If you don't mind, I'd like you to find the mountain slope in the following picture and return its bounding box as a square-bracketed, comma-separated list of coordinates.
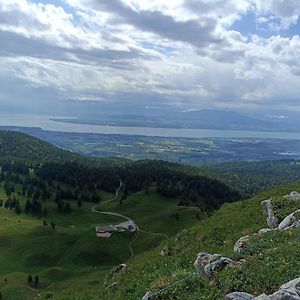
[95, 182, 300, 300]
[0, 130, 78, 162]
[0, 131, 244, 299]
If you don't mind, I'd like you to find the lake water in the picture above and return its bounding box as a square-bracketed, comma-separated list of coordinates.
[1, 113, 300, 140]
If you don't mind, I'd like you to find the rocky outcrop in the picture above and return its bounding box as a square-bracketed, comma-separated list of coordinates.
[112, 263, 126, 274]
[194, 252, 220, 275]
[258, 228, 272, 235]
[233, 235, 251, 253]
[142, 291, 152, 300]
[194, 252, 241, 278]
[225, 292, 254, 299]
[226, 277, 300, 300]
[284, 191, 300, 201]
[261, 199, 279, 229]
[278, 209, 300, 231]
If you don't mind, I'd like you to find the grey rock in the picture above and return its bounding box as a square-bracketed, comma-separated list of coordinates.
[258, 228, 273, 235]
[142, 291, 152, 300]
[225, 292, 255, 300]
[204, 257, 238, 278]
[261, 199, 279, 229]
[226, 277, 300, 300]
[194, 252, 241, 278]
[278, 209, 300, 231]
[194, 252, 220, 275]
[234, 235, 251, 253]
[284, 191, 300, 201]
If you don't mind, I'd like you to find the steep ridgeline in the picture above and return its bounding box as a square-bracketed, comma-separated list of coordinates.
[0, 130, 79, 162]
[0, 130, 126, 169]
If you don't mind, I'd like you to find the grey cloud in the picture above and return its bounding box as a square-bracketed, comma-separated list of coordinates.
[184, 0, 240, 15]
[266, 0, 300, 18]
[0, 30, 154, 70]
[0, 7, 50, 30]
[92, 0, 221, 48]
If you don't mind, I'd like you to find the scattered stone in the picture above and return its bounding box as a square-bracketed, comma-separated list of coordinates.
[112, 264, 127, 274]
[160, 248, 171, 256]
[225, 292, 255, 300]
[142, 291, 153, 300]
[261, 199, 279, 229]
[284, 191, 300, 201]
[258, 228, 272, 235]
[234, 235, 251, 253]
[204, 257, 240, 278]
[278, 209, 300, 231]
[194, 252, 220, 275]
[226, 277, 300, 300]
[284, 220, 300, 231]
[194, 252, 241, 278]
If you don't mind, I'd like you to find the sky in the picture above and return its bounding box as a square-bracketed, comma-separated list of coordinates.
[1, 0, 300, 115]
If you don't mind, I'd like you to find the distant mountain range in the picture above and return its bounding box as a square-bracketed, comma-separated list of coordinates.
[52, 108, 296, 132]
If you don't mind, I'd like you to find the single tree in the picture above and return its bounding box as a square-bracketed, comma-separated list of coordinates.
[34, 275, 39, 287]
[27, 274, 33, 285]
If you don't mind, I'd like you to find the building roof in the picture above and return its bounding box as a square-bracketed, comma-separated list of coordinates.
[96, 225, 117, 233]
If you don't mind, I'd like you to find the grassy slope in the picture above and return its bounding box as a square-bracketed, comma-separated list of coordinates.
[0, 185, 202, 300]
[91, 182, 300, 300]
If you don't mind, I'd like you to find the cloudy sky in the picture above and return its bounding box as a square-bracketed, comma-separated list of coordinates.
[1, 0, 300, 114]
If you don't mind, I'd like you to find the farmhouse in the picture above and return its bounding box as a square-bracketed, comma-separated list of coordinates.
[95, 225, 117, 238]
[95, 221, 137, 238]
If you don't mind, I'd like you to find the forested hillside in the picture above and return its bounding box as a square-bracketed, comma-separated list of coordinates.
[0, 130, 243, 300]
[0, 130, 78, 162]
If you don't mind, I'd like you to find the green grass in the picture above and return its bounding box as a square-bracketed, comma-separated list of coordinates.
[0, 185, 202, 299]
[90, 182, 300, 300]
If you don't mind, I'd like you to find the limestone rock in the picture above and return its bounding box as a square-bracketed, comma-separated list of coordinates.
[261, 199, 279, 229]
[112, 263, 126, 274]
[234, 235, 251, 253]
[194, 252, 220, 275]
[194, 252, 240, 278]
[142, 291, 152, 300]
[258, 228, 272, 235]
[204, 257, 239, 278]
[225, 292, 255, 299]
[284, 191, 300, 201]
[226, 277, 300, 300]
[278, 209, 300, 231]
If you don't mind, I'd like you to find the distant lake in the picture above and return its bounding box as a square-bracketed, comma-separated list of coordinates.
[1, 113, 300, 140]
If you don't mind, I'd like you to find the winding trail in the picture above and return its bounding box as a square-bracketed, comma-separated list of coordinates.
[92, 181, 169, 260]
[138, 228, 169, 240]
[101, 181, 123, 205]
[91, 207, 133, 223]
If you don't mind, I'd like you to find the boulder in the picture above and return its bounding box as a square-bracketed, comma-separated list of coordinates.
[261, 199, 279, 229]
[258, 228, 272, 235]
[142, 291, 153, 300]
[225, 292, 255, 299]
[226, 277, 300, 300]
[234, 235, 251, 253]
[112, 263, 126, 274]
[204, 257, 239, 278]
[194, 252, 220, 275]
[284, 191, 300, 201]
[278, 210, 300, 231]
[285, 220, 300, 231]
[194, 252, 240, 278]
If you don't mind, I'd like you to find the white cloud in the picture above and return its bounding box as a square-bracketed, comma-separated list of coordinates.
[253, 0, 300, 30]
[0, 0, 300, 111]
